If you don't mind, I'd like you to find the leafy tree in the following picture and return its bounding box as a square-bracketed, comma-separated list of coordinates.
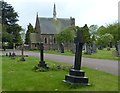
[1, 1, 22, 47]
[25, 23, 35, 44]
[81, 24, 92, 43]
[55, 26, 75, 44]
[96, 25, 107, 36]
[1, 1, 18, 25]
[89, 25, 98, 36]
[100, 33, 113, 46]
[105, 22, 119, 44]
[96, 22, 119, 44]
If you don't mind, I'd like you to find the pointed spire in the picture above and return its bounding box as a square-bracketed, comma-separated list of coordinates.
[53, 3, 57, 19]
[37, 12, 38, 18]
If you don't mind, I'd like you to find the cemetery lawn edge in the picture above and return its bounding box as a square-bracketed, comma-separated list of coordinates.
[2, 55, 119, 91]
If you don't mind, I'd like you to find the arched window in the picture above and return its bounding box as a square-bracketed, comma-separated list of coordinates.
[44, 38, 47, 44]
[54, 38, 56, 44]
[35, 44, 37, 47]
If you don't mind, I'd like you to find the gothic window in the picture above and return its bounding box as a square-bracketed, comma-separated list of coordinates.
[44, 38, 47, 44]
[35, 44, 37, 47]
[54, 38, 56, 44]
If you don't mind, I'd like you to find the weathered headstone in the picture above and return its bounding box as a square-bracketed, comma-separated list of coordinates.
[63, 29, 90, 85]
[38, 42, 49, 69]
[91, 42, 97, 53]
[84, 43, 92, 55]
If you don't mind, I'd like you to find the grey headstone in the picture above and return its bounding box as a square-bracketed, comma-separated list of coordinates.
[91, 42, 97, 53]
[84, 43, 92, 55]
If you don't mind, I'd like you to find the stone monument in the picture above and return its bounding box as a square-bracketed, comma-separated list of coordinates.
[63, 29, 90, 85]
[84, 43, 92, 55]
[91, 42, 97, 53]
[38, 42, 49, 69]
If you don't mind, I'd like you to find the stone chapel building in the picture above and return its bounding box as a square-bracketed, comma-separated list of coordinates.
[29, 4, 75, 50]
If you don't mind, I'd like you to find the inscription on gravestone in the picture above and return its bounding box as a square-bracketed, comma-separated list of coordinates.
[63, 29, 90, 85]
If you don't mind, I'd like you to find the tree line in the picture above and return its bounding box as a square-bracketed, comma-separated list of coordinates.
[55, 22, 119, 48]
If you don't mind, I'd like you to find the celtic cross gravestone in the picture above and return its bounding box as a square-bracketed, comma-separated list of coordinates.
[63, 29, 90, 85]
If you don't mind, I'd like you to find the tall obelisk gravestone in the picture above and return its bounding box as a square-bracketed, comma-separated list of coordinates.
[63, 29, 90, 85]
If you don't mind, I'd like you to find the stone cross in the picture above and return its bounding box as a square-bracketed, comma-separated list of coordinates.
[74, 29, 84, 70]
[63, 29, 90, 85]
[19, 44, 25, 61]
[38, 42, 49, 69]
[40, 42, 44, 62]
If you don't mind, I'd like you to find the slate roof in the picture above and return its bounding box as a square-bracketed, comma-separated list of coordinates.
[38, 17, 72, 34]
[30, 33, 40, 43]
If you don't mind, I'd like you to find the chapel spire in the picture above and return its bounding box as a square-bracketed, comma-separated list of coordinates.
[53, 3, 57, 19]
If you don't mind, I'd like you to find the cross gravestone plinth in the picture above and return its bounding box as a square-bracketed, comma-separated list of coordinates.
[63, 29, 90, 85]
[38, 42, 49, 69]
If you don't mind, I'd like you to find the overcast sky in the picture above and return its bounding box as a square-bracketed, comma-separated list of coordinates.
[4, 0, 119, 30]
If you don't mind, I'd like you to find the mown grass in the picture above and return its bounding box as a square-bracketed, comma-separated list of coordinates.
[29, 48, 119, 60]
[2, 56, 118, 91]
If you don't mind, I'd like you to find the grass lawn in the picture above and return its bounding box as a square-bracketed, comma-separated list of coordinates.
[2, 56, 118, 91]
[29, 48, 119, 60]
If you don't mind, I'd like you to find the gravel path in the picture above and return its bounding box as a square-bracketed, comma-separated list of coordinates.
[1, 50, 119, 75]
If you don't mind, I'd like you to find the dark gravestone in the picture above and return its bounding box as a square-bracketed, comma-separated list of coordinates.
[9, 52, 12, 57]
[38, 42, 49, 69]
[110, 42, 112, 48]
[59, 43, 64, 53]
[63, 29, 90, 85]
[6, 53, 8, 56]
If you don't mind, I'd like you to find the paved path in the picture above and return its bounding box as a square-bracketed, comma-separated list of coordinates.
[1, 50, 119, 75]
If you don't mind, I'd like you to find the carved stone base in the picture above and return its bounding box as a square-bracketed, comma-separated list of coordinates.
[38, 61, 49, 69]
[63, 69, 90, 85]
